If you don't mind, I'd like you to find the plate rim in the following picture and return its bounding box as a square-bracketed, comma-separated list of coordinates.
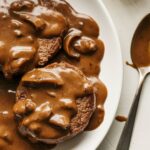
[95, 0, 123, 149]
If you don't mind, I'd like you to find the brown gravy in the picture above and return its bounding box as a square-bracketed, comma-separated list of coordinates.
[131, 14, 150, 67]
[86, 78, 106, 130]
[115, 115, 128, 122]
[0, 74, 56, 150]
[0, 0, 107, 149]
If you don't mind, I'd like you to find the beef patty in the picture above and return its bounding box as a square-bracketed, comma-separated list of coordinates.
[0, 0, 67, 79]
[13, 62, 96, 144]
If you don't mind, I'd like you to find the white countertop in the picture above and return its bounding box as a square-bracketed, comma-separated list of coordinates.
[98, 0, 150, 150]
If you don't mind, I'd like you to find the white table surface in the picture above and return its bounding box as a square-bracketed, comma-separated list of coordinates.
[98, 0, 150, 150]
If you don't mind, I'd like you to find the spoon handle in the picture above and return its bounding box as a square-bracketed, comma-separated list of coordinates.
[116, 73, 147, 150]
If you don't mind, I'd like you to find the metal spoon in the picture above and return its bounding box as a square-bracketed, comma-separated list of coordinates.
[117, 14, 150, 150]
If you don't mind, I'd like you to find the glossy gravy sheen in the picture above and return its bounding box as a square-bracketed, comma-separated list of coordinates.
[0, 0, 107, 149]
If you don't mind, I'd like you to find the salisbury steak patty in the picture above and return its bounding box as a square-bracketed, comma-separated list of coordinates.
[13, 62, 96, 144]
[0, 0, 66, 79]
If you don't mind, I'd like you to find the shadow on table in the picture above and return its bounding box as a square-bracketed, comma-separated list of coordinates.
[120, 0, 140, 5]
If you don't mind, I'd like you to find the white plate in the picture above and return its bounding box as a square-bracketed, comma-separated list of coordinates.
[54, 0, 123, 149]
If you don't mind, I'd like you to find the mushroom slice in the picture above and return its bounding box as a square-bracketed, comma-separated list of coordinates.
[63, 28, 82, 58]
[64, 28, 97, 58]
[10, 0, 35, 11]
[21, 68, 64, 86]
[13, 11, 46, 30]
[49, 113, 70, 130]
[22, 102, 52, 126]
[73, 36, 97, 54]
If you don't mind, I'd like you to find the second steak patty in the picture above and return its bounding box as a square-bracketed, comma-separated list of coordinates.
[13, 62, 96, 144]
